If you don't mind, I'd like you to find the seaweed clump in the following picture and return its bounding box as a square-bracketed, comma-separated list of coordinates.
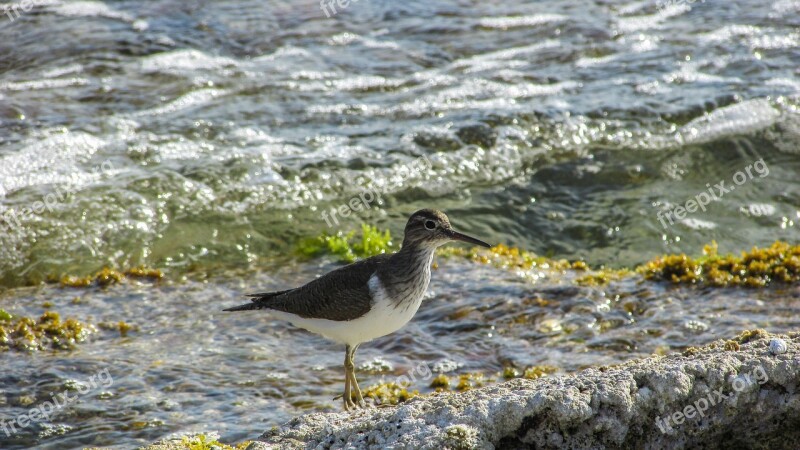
[0, 310, 95, 352]
[60, 266, 163, 288]
[125, 266, 165, 280]
[361, 365, 561, 407]
[455, 373, 488, 391]
[522, 365, 559, 380]
[430, 374, 451, 390]
[362, 381, 419, 405]
[297, 224, 393, 263]
[98, 320, 137, 337]
[440, 244, 630, 285]
[181, 434, 251, 450]
[638, 241, 800, 287]
[574, 271, 627, 286]
[425, 366, 559, 394]
[438, 243, 572, 271]
[734, 329, 769, 344]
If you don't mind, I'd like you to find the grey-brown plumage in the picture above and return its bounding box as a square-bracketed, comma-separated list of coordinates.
[223, 208, 491, 411]
[223, 254, 391, 321]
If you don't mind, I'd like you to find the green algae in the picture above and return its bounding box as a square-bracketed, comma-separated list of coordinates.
[682, 346, 701, 356]
[638, 241, 800, 287]
[430, 374, 451, 390]
[679, 331, 767, 357]
[734, 329, 769, 344]
[98, 320, 137, 337]
[125, 266, 165, 280]
[365, 365, 561, 405]
[438, 243, 572, 272]
[522, 365, 559, 380]
[180, 434, 251, 450]
[571, 260, 589, 271]
[0, 311, 95, 352]
[574, 271, 627, 286]
[723, 340, 741, 351]
[455, 373, 489, 391]
[60, 266, 164, 288]
[294, 225, 798, 290]
[439, 238, 799, 289]
[297, 224, 393, 263]
[438, 242, 637, 286]
[362, 381, 419, 405]
[443, 424, 479, 450]
[502, 367, 520, 379]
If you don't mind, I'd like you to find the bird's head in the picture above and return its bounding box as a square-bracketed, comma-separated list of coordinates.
[402, 209, 491, 250]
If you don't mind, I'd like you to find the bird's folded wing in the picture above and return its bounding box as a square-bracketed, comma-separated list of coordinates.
[255, 254, 390, 321]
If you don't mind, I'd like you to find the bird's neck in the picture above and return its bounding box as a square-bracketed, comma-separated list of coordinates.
[377, 243, 436, 306]
[381, 243, 436, 283]
[395, 242, 436, 264]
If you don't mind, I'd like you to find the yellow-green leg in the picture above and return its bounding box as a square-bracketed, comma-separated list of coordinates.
[348, 344, 365, 407]
[343, 344, 356, 410]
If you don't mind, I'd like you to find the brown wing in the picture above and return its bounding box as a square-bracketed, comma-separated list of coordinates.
[227, 253, 391, 321]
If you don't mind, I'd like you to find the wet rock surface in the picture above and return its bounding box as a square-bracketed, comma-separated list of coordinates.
[247, 331, 800, 449]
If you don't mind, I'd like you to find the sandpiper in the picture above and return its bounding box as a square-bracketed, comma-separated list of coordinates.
[223, 209, 491, 410]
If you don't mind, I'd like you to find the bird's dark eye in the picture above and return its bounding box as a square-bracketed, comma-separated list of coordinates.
[424, 220, 436, 230]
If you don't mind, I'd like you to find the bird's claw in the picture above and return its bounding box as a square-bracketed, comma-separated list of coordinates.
[340, 392, 371, 411]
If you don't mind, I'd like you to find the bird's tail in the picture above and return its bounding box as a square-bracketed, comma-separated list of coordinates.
[222, 289, 293, 312]
[222, 302, 265, 312]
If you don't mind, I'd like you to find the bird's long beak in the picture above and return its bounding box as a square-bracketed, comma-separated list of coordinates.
[449, 229, 492, 248]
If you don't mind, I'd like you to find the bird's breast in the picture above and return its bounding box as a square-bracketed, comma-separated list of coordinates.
[376, 250, 434, 311]
[365, 271, 426, 331]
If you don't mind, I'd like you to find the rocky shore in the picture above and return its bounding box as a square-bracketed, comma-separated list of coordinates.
[143, 331, 800, 450]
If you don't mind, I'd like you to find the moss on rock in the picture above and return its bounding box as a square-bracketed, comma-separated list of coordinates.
[297, 224, 393, 263]
[60, 266, 164, 288]
[638, 241, 800, 287]
[0, 310, 95, 352]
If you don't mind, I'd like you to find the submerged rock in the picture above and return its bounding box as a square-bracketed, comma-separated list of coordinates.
[251, 331, 799, 449]
[455, 124, 497, 149]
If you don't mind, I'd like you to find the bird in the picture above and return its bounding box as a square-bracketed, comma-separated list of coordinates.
[223, 209, 491, 410]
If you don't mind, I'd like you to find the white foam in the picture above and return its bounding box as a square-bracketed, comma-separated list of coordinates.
[451, 41, 561, 70]
[52, 0, 134, 21]
[616, 4, 689, 33]
[698, 25, 799, 50]
[766, 78, 800, 93]
[140, 50, 238, 73]
[575, 54, 620, 68]
[749, 32, 800, 50]
[635, 80, 670, 95]
[0, 131, 105, 196]
[0, 78, 89, 91]
[41, 64, 83, 78]
[131, 88, 227, 117]
[663, 62, 736, 85]
[334, 75, 404, 91]
[680, 99, 781, 145]
[698, 24, 761, 43]
[478, 14, 566, 29]
[771, 0, 800, 15]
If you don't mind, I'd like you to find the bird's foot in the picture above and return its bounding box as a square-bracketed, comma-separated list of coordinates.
[337, 394, 367, 411]
[353, 389, 368, 409]
[344, 394, 367, 411]
[340, 385, 361, 411]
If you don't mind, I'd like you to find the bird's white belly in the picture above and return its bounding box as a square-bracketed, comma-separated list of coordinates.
[269, 273, 425, 346]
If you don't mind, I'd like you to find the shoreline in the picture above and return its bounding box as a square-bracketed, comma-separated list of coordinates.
[141, 331, 800, 449]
